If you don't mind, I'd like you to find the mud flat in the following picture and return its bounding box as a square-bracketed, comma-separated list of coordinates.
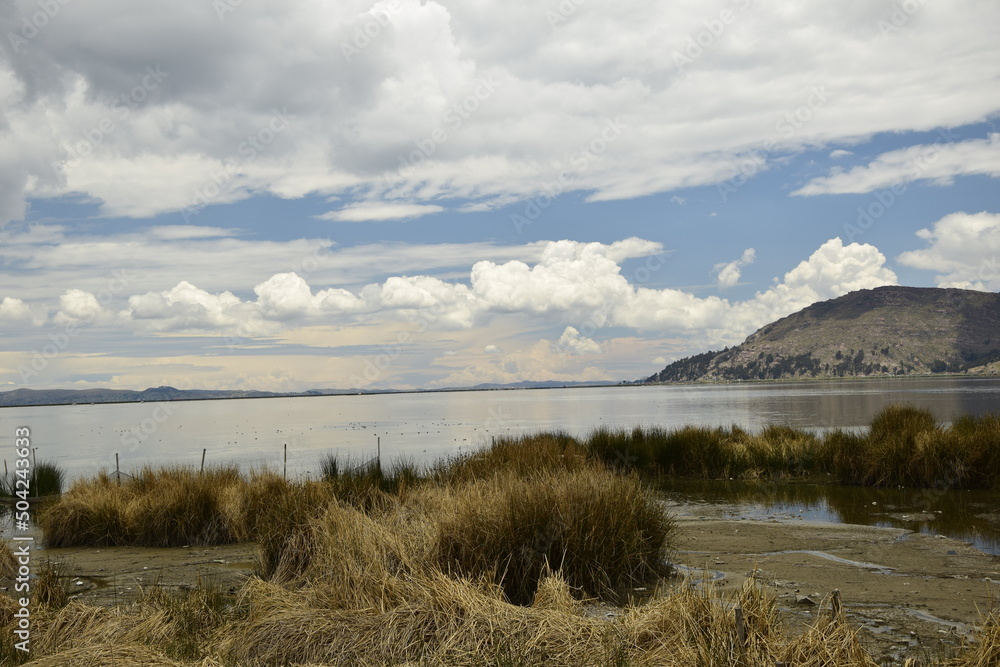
[670, 505, 1000, 663]
[30, 515, 1000, 664]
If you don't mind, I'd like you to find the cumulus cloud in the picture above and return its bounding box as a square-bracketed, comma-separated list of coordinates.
[829, 149, 853, 159]
[53, 289, 104, 326]
[897, 211, 1000, 290]
[0, 297, 34, 323]
[714, 248, 756, 289]
[794, 134, 1000, 196]
[33, 236, 899, 350]
[555, 326, 602, 355]
[124, 281, 268, 334]
[617, 238, 897, 344]
[2, 0, 999, 224]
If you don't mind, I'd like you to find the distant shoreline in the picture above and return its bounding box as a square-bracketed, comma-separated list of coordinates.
[2, 373, 998, 409]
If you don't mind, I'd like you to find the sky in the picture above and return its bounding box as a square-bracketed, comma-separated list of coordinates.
[1, 0, 999, 392]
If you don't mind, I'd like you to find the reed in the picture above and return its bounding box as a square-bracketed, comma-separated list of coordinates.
[31, 460, 65, 497]
[584, 406, 1000, 489]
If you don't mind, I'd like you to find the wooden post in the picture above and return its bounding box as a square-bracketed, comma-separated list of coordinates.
[283, 443, 287, 481]
[377, 436, 381, 473]
[31, 447, 37, 471]
[831, 589, 842, 620]
[735, 607, 746, 650]
[200, 448, 206, 473]
[115, 453, 120, 487]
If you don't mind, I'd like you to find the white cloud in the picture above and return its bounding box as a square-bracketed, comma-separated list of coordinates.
[484, 344, 502, 354]
[124, 281, 268, 334]
[555, 326, 602, 355]
[53, 289, 104, 326]
[714, 248, 756, 289]
[318, 203, 446, 222]
[897, 211, 1000, 290]
[794, 134, 1000, 196]
[618, 238, 897, 344]
[434, 339, 610, 387]
[29, 237, 898, 351]
[2, 0, 999, 224]
[0, 297, 34, 323]
[0, 223, 559, 302]
[829, 149, 853, 159]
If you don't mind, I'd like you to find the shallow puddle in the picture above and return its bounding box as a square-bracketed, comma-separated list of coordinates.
[659, 478, 1000, 555]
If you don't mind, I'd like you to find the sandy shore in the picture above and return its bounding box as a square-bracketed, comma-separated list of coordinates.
[28, 507, 1000, 665]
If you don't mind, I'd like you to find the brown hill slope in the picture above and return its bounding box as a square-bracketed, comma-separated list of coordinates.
[645, 286, 1000, 382]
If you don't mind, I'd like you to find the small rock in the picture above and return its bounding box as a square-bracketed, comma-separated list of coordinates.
[947, 550, 958, 555]
[796, 595, 816, 605]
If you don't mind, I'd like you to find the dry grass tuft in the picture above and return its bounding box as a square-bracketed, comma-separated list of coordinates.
[427, 465, 674, 604]
[624, 577, 779, 666]
[779, 593, 878, 667]
[21, 643, 188, 667]
[0, 541, 16, 581]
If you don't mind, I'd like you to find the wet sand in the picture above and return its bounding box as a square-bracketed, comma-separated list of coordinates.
[670, 503, 1000, 663]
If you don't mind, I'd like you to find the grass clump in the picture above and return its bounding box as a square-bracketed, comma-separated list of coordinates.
[39, 466, 245, 548]
[31, 461, 65, 497]
[428, 465, 674, 604]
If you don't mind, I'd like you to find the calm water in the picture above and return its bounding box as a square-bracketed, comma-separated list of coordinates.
[2, 376, 999, 481]
[662, 478, 1000, 555]
[3, 376, 1000, 550]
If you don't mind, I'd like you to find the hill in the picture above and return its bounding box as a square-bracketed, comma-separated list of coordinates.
[645, 286, 1000, 383]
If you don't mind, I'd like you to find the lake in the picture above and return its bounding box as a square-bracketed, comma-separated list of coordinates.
[4, 375, 999, 482]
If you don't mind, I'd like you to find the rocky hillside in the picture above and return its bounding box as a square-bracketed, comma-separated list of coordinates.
[645, 286, 1000, 383]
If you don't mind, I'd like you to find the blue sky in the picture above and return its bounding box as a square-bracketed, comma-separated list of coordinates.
[1, 0, 999, 391]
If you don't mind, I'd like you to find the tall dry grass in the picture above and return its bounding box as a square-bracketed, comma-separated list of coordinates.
[426, 466, 673, 604]
[0, 568, 904, 667]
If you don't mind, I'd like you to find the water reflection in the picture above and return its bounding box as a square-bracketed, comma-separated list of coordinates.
[659, 477, 1000, 555]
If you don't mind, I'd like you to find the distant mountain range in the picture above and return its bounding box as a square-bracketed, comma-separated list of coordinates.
[645, 286, 1000, 383]
[0, 381, 617, 408]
